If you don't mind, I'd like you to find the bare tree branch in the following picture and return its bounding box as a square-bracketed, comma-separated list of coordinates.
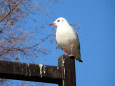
[29, 34, 52, 49]
[0, 0, 22, 23]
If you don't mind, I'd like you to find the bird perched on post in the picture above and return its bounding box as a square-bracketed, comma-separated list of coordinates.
[49, 17, 82, 62]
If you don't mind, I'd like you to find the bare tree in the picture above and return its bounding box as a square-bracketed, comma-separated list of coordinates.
[0, 0, 59, 60]
[0, 0, 60, 85]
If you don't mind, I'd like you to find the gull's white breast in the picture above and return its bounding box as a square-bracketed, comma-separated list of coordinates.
[56, 25, 81, 59]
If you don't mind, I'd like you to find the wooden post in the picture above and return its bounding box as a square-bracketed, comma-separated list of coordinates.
[0, 55, 76, 86]
[58, 55, 76, 86]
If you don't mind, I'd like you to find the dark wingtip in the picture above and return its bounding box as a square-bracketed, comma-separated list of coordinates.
[78, 59, 83, 63]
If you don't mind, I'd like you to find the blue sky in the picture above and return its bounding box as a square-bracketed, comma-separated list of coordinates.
[44, 0, 115, 86]
[4, 0, 115, 86]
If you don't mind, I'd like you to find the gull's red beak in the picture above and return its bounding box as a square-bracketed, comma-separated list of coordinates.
[49, 23, 56, 26]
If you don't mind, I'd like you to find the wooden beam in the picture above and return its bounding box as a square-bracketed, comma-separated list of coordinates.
[0, 55, 76, 86]
[0, 60, 62, 84]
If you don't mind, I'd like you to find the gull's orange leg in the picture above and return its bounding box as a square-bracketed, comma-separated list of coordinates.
[63, 48, 65, 55]
[69, 44, 74, 56]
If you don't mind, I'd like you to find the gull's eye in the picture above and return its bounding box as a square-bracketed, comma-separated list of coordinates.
[57, 20, 60, 22]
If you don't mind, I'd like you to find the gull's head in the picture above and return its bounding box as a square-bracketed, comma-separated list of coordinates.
[49, 17, 69, 27]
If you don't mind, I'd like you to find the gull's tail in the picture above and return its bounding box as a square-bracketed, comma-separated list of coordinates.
[78, 58, 83, 62]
